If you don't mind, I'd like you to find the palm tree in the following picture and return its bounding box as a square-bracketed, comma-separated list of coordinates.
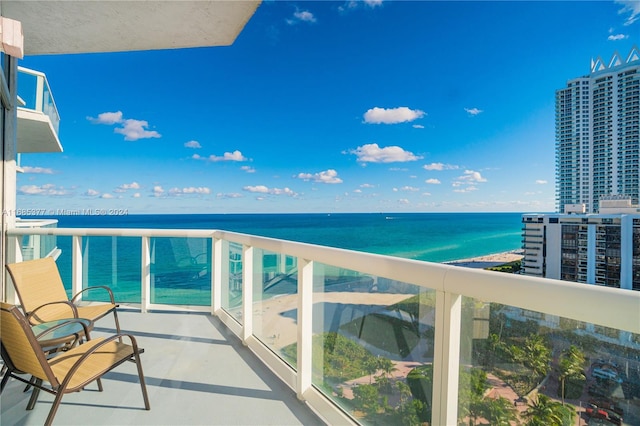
[522, 335, 552, 378]
[558, 345, 585, 405]
[522, 394, 564, 426]
[483, 396, 519, 426]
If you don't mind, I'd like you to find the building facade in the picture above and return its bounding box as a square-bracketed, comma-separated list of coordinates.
[521, 209, 640, 291]
[555, 47, 640, 214]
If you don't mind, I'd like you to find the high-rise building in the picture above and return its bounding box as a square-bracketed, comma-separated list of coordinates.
[521, 201, 640, 290]
[556, 47, 640, 214]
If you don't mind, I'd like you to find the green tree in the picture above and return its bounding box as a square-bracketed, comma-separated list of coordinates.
[522, 394, 564, 426]
[558, 345, 585, 404]
[512, 334, 551, 379]
[457, 368, 489, 425]
[483, 396, 519, 426]
[352, 383, 380, 415]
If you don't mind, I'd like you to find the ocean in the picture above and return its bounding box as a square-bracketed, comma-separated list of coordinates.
[51, 212, 524, 263]
[36, 212, 525, 304]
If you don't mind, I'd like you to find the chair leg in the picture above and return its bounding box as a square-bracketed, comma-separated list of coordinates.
[44, 390, 65, 426]
[26, 378, 42, 410]
[97, 377, 103, 391]
[134, 353, 150, 410]
[24, 375, 37, 392]
[113, 309, 122, 334]
[0, 370, 10, 393]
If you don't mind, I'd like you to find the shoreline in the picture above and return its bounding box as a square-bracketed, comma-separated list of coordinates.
[444, 249, 524, 269]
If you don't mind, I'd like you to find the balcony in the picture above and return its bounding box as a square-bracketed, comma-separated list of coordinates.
[16, 67, 62, 153]
[2, 226, 640, 426]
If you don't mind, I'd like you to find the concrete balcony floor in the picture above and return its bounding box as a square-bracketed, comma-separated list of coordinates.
[1, 309, 326, 425]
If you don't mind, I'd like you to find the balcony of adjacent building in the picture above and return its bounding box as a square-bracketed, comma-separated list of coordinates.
[2, 227, 639, 426]
[16, 66, 62, 155]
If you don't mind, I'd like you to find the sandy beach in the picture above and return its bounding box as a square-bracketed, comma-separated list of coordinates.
[445, 249, 524, 269]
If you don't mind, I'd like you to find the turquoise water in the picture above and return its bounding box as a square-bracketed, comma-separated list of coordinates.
[52, 212, 523, 263]
[43, 213, 525, 305]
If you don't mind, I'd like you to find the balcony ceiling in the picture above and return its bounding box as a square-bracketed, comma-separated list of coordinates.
[0, 1, 261, 55]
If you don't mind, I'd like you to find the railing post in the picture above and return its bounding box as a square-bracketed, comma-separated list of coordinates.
[3, 235, 21, 303]
[431, 290, 462, 426]
[242, 244, 253, 343]
[141, 236, 150, 313]
[296, 258, 313, 400]
[71, 235, 82, 298]
[35, 73, 44, 112]
[212, 237, 222, 314]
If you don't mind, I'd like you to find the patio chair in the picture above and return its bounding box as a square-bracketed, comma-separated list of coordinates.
[0, 302, 150, 426]
[6, 257, 121, 333]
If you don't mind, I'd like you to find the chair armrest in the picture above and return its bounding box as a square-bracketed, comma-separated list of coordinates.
[71, 285, 116, 304]
[59, 333, 143, 390]
[27, 301, 78, 324]
[34, 318, 92, 341]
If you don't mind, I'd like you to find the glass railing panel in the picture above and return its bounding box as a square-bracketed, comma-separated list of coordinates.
[17, 68, 38, 110]
[81, 236, 141, 303]
[221, 241, 243, 323]
[461, 298, 640, 426]
[42, 81, 60, 133]
[17, 68, 60, 134]
[149, 237, 211, 306]
[42, 236, 73, 298]
[287, 262, 436, 425]
[251, 249, 298, 366]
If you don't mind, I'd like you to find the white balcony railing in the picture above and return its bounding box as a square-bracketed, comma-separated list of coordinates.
[5, 226, 640, 425]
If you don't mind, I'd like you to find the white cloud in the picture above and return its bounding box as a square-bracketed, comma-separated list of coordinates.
[456, 170, 487, 183]
[152, 186, 165, 197]
[89, 111, 161, 141]
[85, 189, 100, 196]
[353, 189, 362, 193]
[168, 187, 211, 196]
[287, 9, 316, 24]
[88, 111, 123, 125]
[296, 169, 343, 184]
[363, 107, 425, 124]
[21, 166, 54, 174]
[608, 33, 628, 40]
[200, 150, 248, 162]
[422, 192, 432, 196]
[617, 0, 640, 25]
[243, 185, 298, 197]
[360, 183, 376, 188]
[364, 0, 383, 7]
[217, 192, 243, 199]
[464, 107, 483, 116]
[19, 184, 68, 196]
[184, 140, 202, 149]
[412, 124, 424, 129]
[425, 178, 441, 184]
[132, 193, 141, 198]
[398, 186, 419, 192]
[535, 179, 548, 185]
[115, 182, 140, 193]
[453, 186, 478, 193]
[114, 119, 161, 141]
[398, 198, 410, 205]
[241, 166, 256, 173]
[101, 193, 114, 199]
[348, 143, 422, 163]
[451, 170, 486, 192]
[339, 0, 382, 12]
[423, 162, 459, 171]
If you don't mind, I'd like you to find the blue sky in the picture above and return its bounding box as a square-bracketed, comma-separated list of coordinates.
[16, 1, 640, 214]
